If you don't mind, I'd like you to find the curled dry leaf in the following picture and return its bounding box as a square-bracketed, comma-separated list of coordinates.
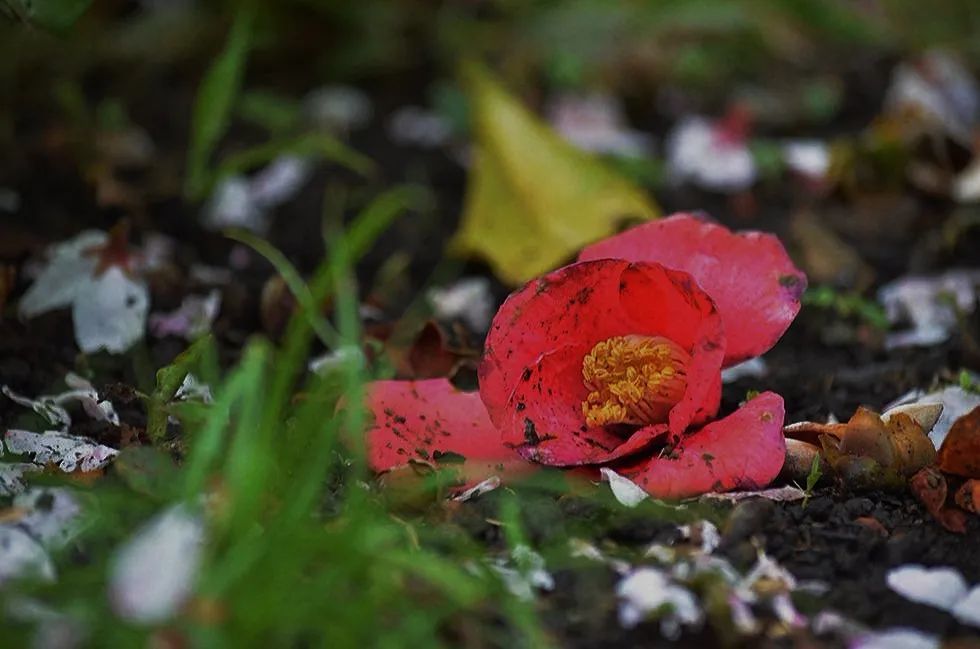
[936, 405, 980, 478]
[785, 406, 937, 489]
[954, 479, 980, 513]
[909, 466, 967, 534]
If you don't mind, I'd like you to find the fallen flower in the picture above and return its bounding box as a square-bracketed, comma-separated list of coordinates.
[366, 213, 804, 499]
[17, 226, 149, 354]
[666, 110, 756, 193]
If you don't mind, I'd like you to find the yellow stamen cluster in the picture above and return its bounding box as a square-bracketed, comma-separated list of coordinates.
[582, 335, 690, 428]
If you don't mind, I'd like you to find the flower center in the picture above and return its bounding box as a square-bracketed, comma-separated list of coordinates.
[581, 335, 690, 428]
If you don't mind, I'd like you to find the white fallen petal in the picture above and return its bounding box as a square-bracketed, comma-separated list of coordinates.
[2, 386, 72, 429]
[678, 521, 721, 555]
[491, 545, 554, 601]
[304, 85, 372, 133]
[616, 567, 703, 636]
[568, 538, 631, 575]
[18, 231, 106, 319]
[72, 268, 148, 354]
[0, 463, 42, 496]
[204, 176, 268, 233]
[886, 565, 968, 611]
[387, 106, 453, 148]
[547, 93, 651, 157]
[600, 468, 649, 508]
[885, 50, 979, 145]
[108, 505, 205, 624]
[4, 430, 118, 473]
[852, 628, 940, 649]
[667, 116, 756, 193]
[878, 270, 980, 350]
[248, 155, 312, 209]
[721, 357, 768, 384]
[427, 277, 495, 333]
[0, 526, 55, 585]
[954, 155, 980, 202]
[308, 346, 364, 375]
[14, 488, 81, 547]
[739, 551, 797, 593]
[782, 140, 830, 180]
[452, 476, 500, 502]
[174, 374, 213, 404]
[951, 585, 980, 627]
[149, 290, 221, 340]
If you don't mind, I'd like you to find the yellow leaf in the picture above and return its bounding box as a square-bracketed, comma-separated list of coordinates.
[450, 63, 659, 286]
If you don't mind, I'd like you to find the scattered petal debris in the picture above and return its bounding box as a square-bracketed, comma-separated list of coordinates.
[4, 429, 118, 473]
[13, 488, 81, 548]
[666, 112, 755, 192]
[3, 375, 119, 430]
[782, 140, 830, 182]
[0, 463, 42, 496]
[851, 628, 940, 649]
[303, 85, 373, 133]
[149, 289, 221, 340]
[387, 106, 454, 148]
[490, 545, 554, 602]
[0, 526, 55, 585]
[426, 277, 494, 333]
[174, 373, 213, 404]
[884, 50, 979, 145]
[108, 505, 206, 624]
[547, 93, 651, 157]
[600, 468, 649, 508]
[204, 156, 313, 234]
[616, 567, 703, 636]
[877, 270, 980, 349]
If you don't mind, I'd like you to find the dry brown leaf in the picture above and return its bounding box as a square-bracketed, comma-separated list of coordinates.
[937, 405, 980, 478]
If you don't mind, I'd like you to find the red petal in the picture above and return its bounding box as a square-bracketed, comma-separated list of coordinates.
[579, 213, 806, 366]
[621, 392, 786, 499]
[365, 379, 528, 482]
[479, 259, 725, 466]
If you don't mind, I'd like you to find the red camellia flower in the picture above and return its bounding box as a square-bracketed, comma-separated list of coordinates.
[365, 213, 806, 498]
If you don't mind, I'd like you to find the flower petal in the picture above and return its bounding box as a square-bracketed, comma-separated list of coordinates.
[365, 379, 527, 482]
[480, 259, 725, 466]
[621, 392, 786, 499]
[579, 213, 805, 366]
